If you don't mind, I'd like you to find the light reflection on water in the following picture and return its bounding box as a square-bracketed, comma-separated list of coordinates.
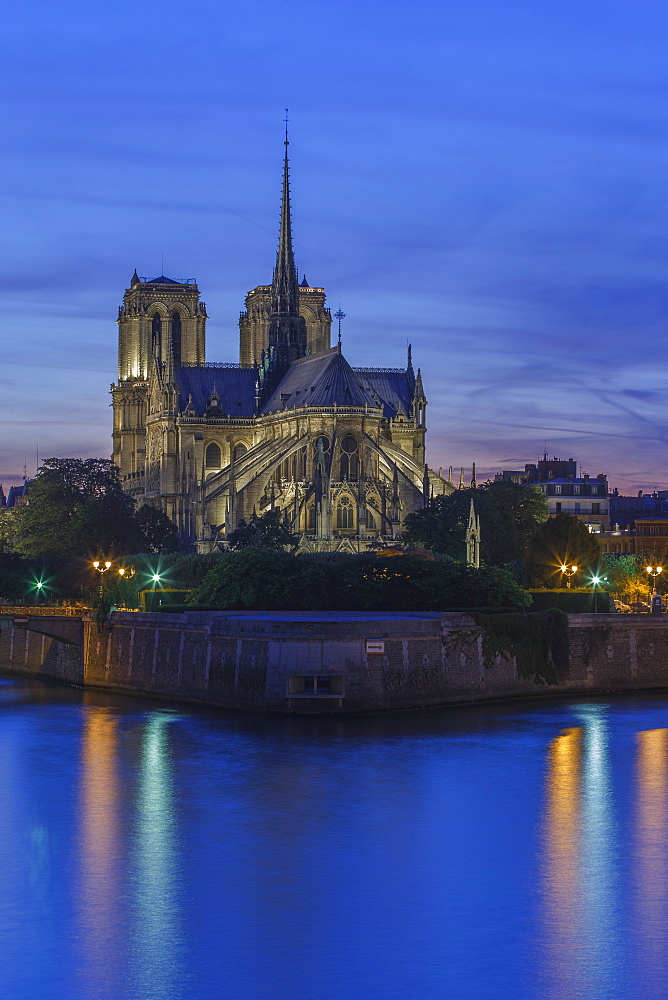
[131, 714, 184, 998]
[1, 678, 668, 999]
[634, 729, 668, 997]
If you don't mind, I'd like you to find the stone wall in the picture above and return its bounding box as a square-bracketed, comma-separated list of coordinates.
[0, 621, 83, 684]
[2, 611, 668, 713]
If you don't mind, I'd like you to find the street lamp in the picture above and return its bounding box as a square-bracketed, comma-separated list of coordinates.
[646, 565, 663, 596]
[92, 560, 112, 599]
[560, 564, 578, 589]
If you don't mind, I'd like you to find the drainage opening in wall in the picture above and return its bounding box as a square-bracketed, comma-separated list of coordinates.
[288, 675, 344, 697]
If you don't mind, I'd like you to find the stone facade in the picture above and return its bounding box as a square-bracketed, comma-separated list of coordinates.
[111, 140, 450, 552]
[4, 612, 668, 714]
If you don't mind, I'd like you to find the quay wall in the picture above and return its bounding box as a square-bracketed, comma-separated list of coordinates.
[0, 620, 84, 685]
[2, 610, 668, 712]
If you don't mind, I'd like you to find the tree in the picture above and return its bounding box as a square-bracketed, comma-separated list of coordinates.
[189, 549, 530, 612]
[14, 458, 141, 559]
[227, 507, 299, 551]
[603, 553, 658, 602]
[404, 481, 548, 566]
[0, 507, 19, 554]
[527, 513, 602, 587]
[136, 504, 180, 553]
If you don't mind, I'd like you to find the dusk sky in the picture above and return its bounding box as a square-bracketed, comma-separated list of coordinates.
[2, 0, 668, 492]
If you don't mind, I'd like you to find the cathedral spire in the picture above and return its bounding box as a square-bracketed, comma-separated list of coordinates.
[267, 113, 307, 374]
[271, 114, 301, 317]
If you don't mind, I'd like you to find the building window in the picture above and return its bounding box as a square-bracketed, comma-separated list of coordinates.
[575, 503, 581, 513]
[337, 496, 355, 530]
[339, 435, 359, 481]
[171, 311, 182, 366]
[592, 503, 600, 514]
[205, 442, 221, 468]
[555, 485, 562, 495]
[151, 312, 162, 356]
[573, 485, 580, 495]
[314, 436, 330, 475]
[288, 675, 343, 696]
[555, 502, 562, 513]
[233, 443, 247, 463]
[367, 508, 377, 530]
[587, 524, 601, 534]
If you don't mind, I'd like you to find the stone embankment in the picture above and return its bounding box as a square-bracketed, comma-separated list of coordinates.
[1, 610, 667, 713]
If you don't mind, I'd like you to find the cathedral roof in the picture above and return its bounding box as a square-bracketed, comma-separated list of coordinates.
[353, 370, 413, 419]
[173, 352, 416, 421]
[147, 275, 182, 285]
[262, 347, 381, 414]
[176, 366, 256, 417]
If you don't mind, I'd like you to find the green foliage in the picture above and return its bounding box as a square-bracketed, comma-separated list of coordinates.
[128, 552, 222, 590]
[15, 458, 141, 559]
[227, 507, 299, 551]
[404, 481, 548, 566]
[135, 505, 180, 553]
[525, 589, 610, 613]
[0, 508, 19, 554]
[471, 610, 569, 685]
[526, 513, 602, 587]
[603, 553, 658, 600]
[188, 549, 531, 612]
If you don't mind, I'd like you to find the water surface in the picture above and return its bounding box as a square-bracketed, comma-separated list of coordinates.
[1, 675, 667, 999]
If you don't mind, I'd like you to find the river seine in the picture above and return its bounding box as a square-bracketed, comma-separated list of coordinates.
[1, 675, 667, 999]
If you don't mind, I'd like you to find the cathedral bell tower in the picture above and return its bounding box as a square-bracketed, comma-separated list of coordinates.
[112, 273, 207, 484]
[116, 273, 206, 380]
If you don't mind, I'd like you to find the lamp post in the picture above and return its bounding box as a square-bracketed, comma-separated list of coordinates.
[92, 560, 112, 599]
[646, 565, 662, 597]
[560, 564, 578, 589]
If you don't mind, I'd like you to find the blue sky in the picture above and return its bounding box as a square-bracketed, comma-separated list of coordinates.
[2, 0, 668, 492]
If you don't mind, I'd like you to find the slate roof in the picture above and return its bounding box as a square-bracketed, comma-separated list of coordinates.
[174, 348, 415, 420]
[176, 366, 257, 417]
[147, 275, 182, 285]
[262, 348, 380, 414]
[354, 370, 413, 419]
[6, 483, 29, 507]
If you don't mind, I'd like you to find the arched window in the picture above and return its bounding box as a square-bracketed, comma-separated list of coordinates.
[307, 503, 316, 532]
[337, 496, 355, 530]
[151, 312, 162, 357]
[233, 443, 247, 463]
[367, 508, 376, 530]
[339, 435, 359, 481]
[205, 442, 221, 469]
[171, 311, 182, 366]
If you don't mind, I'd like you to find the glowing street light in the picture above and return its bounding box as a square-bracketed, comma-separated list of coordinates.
[560, 564, 578, 589]
[92, 560, 112, 600]
[646, 565, 663, 595]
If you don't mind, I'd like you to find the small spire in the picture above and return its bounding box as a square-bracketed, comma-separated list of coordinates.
[471, 462, 477, 488]
[334, 307, 346, 346]
[301, 274, 309, 287]
[131, 268, 140, 286]
[407, 343, 413, 374]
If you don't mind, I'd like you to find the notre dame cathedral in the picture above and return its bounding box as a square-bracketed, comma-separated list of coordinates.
[111, 135, 451, 552]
